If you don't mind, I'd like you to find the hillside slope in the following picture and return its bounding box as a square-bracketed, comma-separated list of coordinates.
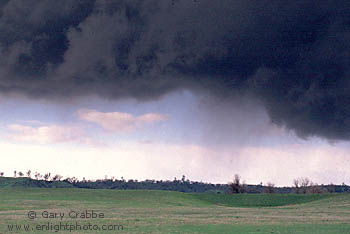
[0, 177, 73, 188]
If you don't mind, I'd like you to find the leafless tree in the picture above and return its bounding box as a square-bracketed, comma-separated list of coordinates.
[229, 174, 245, 194]
[34, 172, 41, 180]
[327, 183, 335, 193]
[64, 177, 72, 183]
[52, 174, 63, 181]
[241, 180, 248, 193]
[293, 178, 300, 194]
[44, 173, 51, 181]
[300, 177, 310, 194]
[26, 170, 31, 178]
[264, 182, 275, 193]
[309, 182, 324, 194]
[65, 177, 78, 183]
[301, 177, 310, 186]
[294, 177, 322, 194]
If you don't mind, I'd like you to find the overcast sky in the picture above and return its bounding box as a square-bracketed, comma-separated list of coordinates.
[0, 0, 349, 186]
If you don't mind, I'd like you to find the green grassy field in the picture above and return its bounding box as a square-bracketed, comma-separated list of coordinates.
[0, 188, 349, 233]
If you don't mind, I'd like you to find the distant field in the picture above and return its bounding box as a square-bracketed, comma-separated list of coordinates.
[0, 188, 350, 233]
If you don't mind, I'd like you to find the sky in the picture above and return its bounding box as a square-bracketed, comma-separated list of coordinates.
[0, 0, 349, 186]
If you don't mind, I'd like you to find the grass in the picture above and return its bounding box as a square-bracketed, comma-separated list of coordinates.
[190, 193, 336, 207]
[0, 188, 349, 233]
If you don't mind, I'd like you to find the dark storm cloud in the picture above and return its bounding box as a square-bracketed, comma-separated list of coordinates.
[0, 0, 349, 140]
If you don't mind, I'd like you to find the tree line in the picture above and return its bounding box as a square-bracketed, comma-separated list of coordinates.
[0, 170, 349, 194]
[228, 174, 348, 194]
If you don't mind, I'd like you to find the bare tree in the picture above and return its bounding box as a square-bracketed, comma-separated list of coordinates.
[293, 178, 300, 194]
[181, 175, 186, 183]
[34, 172, 41, 180]
[294, 177, 318, 194]
[52, 174, 63, 181]
[229, 174, 244, 194]
[264, 182, 275, 193]
[26, 170, 31, 178]
[327, 183, 335, 193]
[301, 177, 310, 186]
[64, 177, 71, 183]
[241, 180, 248, 193]
[65, 177, 78, 183]
[71, 177, 78, 183]
[44, 173, 51, 181]
[300, 177, 310, 194]
[309, 182, 324, 194]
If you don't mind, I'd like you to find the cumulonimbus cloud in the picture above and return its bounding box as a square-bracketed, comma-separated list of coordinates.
[77, 109, 168, 132]
[0, 0, 348, 140]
